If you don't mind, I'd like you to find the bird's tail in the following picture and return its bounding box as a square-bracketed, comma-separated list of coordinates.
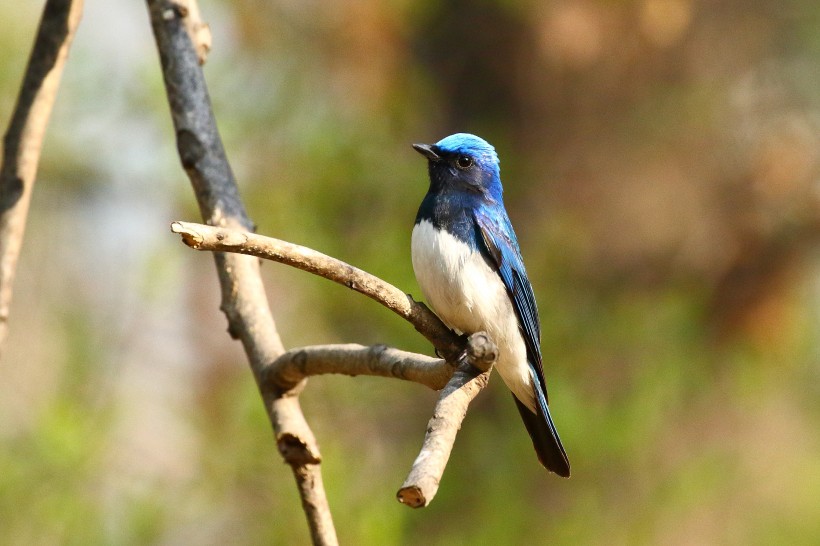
[513, 379, 571, 477]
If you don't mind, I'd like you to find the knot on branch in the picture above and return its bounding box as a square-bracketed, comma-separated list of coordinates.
[177, 128, 205, 171]
[279, 433, 321, 466]
[0, 175, 24, 212]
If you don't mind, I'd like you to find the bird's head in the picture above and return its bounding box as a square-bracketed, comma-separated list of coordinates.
[413, 133, 502, 201]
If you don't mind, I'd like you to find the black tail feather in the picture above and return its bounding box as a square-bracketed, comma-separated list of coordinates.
[513, 395, 571, 477]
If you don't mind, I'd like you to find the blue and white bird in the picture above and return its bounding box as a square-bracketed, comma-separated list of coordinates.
[411, 133, 570, 477]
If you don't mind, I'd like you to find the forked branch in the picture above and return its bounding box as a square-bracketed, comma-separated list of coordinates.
[170, 220, 499, 507]
[153, 0, 497, 540]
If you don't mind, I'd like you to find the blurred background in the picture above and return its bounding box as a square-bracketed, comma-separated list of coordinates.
[2, 0, 820, 543]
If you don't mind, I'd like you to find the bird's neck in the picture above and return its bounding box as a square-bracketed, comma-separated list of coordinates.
[415, 190, 484, 249]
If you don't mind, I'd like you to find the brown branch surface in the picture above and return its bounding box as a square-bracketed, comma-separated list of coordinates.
[170, 220, 464, 358]
[0, 0, 84, 357]
[169, 221, 501, 509]
[397, 333, 498, 508]
[146, 1, 335, 544]
[270, 344, 452, 392]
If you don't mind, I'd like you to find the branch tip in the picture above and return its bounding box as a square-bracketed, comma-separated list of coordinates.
[396, 486, 426, 508]
[170, 220, 203, 247]
[397, 357, 495, 508]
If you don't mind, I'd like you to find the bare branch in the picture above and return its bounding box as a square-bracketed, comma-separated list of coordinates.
[397, 332, 498, 508]
[269, 339, 502, 501]
[292, 464, 337, 545]
[269, 385, 321, 464]
[170, 220, 464, 359]
[0, 0, 84, 358]
[168, 221, 503, 507]
[269, 344, 452, 392]
[146, 1, 336, 543]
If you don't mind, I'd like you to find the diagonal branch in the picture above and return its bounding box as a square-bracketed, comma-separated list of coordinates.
[170, 220, 464, 358]
[0, 0, 84, 358]
[397, 332, 497, 508]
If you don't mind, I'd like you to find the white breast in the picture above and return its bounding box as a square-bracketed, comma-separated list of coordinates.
[411, 219, 535, 410]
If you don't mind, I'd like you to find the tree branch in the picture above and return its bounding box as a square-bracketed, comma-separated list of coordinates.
[146, 1, 336, 544]
[170, 220, 464, 359]
[398, 332, 497, 508]
[0, 0, 84, 358]
[269, 344, 452, 392]
[168, 220, 501, 508]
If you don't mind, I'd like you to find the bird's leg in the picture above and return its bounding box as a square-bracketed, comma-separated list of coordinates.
[434, 332, 469, 361]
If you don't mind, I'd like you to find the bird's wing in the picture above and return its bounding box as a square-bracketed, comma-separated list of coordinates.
[473, 208, 547, 399]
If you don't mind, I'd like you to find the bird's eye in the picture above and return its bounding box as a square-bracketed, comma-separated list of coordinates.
[455, 156, 474, 170]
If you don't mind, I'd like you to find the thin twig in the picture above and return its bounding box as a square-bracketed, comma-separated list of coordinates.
[0, 0, 84, 358]
[146, 1, 336, 544]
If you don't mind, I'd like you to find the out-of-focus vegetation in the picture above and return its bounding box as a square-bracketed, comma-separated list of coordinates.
[2, 0, 820, 544]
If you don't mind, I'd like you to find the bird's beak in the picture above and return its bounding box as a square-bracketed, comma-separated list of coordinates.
[412, 143, 441, 162]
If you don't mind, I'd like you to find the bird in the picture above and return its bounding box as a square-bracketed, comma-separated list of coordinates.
[410, 133, 570, 477]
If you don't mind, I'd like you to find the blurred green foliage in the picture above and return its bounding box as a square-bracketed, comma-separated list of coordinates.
[2, 0, 820, 544]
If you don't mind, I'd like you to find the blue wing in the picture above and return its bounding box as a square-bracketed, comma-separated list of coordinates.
[474, 206, 570, 477]
[473, 207, 546, 399]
